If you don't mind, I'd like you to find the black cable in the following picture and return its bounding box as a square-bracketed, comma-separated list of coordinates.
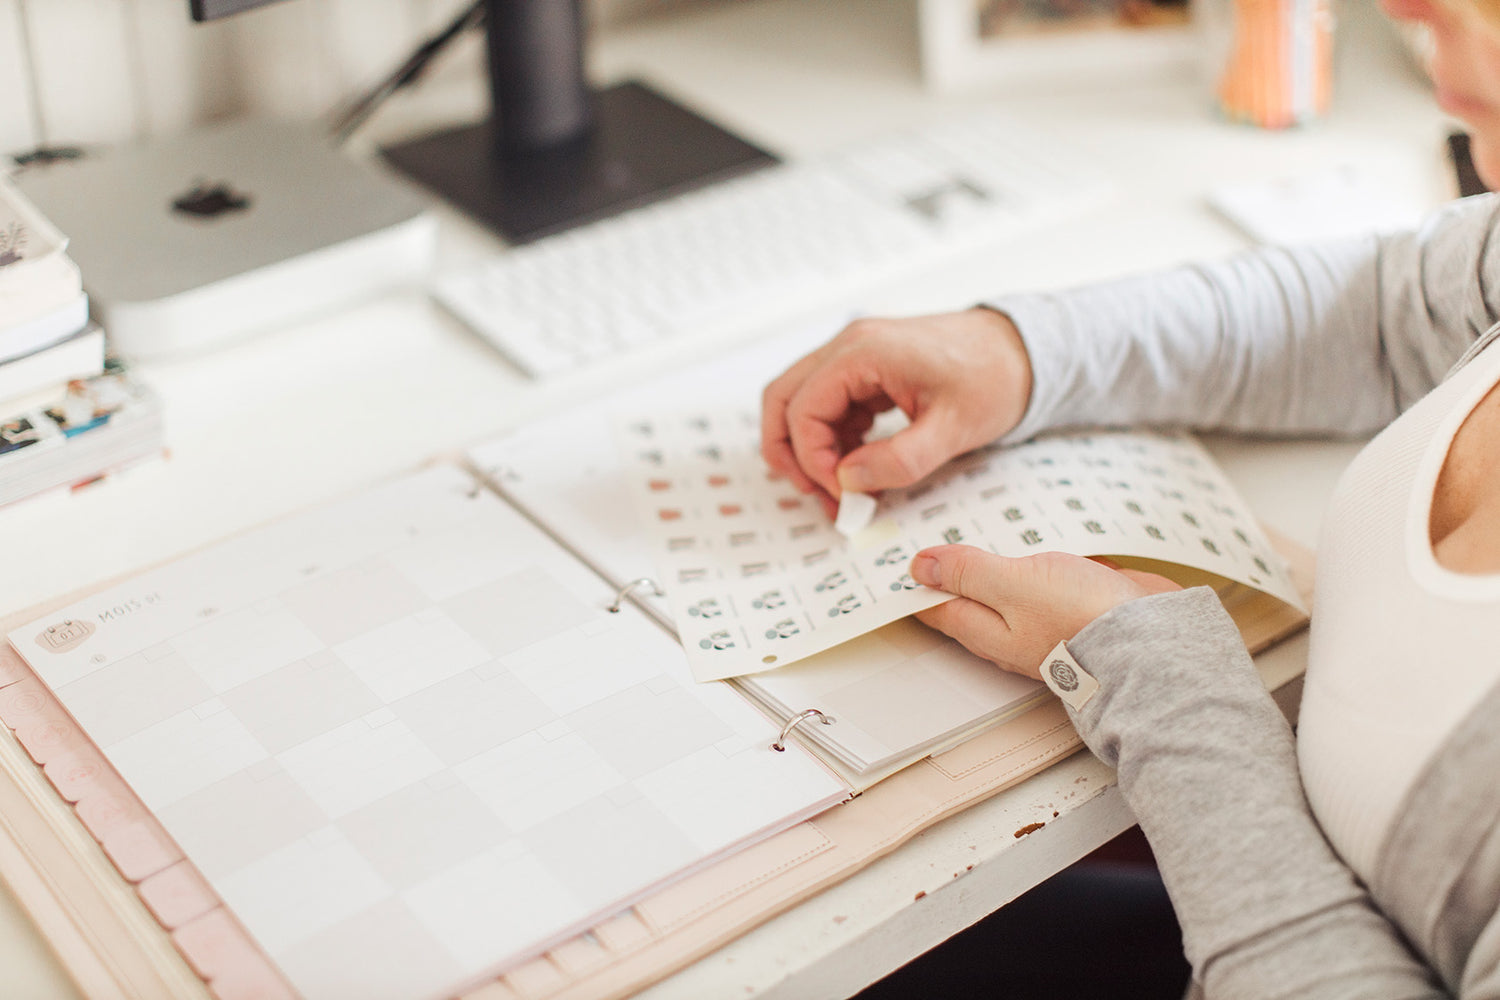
[329, 0, 486, 145]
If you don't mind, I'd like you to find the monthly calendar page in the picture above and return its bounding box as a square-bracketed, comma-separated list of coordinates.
[8, 465, 847, 1000]
[621, 414, 1305, 682]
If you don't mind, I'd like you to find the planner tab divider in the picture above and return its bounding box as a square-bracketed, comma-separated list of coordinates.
[0, 655, 213, 1000]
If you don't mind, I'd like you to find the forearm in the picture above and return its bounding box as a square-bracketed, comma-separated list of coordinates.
[991, 195, 1500, 441]
[1062, 589, 1443, 998]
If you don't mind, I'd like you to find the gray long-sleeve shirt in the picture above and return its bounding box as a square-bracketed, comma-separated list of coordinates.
[986, 193, 1500, 998]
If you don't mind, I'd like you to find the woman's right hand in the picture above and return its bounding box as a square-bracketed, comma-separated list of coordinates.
[760, 308, 1035, 514]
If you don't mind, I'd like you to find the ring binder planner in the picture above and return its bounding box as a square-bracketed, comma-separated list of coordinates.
[771, 708, 836, 752]
[606, 577, 665, 613]
[0, 329, 1317, 1000]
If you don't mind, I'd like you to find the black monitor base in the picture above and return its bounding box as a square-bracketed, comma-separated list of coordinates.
[382, 80, 780, 245]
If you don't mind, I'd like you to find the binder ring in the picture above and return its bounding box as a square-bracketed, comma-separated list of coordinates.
[770, 708, 835, 752]
[607, 577, 664, 613]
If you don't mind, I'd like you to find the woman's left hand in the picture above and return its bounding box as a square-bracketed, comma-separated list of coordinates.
[910, 546, 1182, 680]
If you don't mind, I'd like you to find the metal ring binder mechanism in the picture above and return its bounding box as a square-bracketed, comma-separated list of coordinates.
[771, 709, 836, 752]
[607, 577, 665, 613]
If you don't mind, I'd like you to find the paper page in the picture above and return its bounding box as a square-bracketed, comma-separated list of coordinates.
[465, 315, 847, 628]
[466, 320, 1052, 779]
[7, 465, 847, 1000]
[0, 174, 68, 273]
[1207, 163, 1422, 245]
[736, 616, 1046, 781]
[621, 416, 1305, 681]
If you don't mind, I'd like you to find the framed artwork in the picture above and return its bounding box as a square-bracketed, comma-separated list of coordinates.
[917, 0, 1199, 92]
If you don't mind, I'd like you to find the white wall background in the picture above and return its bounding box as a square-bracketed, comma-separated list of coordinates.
[0, 0, 712, 159]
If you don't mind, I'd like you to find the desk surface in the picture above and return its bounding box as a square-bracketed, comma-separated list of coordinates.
[0, 1, 1455, 997]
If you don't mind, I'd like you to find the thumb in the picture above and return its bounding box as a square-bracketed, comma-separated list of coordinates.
[909, 544, 1021, 607]
[837, 417, 966, 494]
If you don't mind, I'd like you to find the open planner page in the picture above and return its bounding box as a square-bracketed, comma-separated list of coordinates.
[6, 465, 848, 1000]
[466, 319, 1048, 783]
[621, 416, 1306, 681]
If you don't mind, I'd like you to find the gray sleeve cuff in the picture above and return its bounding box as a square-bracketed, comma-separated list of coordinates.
[1048, 588, 1441, 998]
[1048, 585, 1265, 768]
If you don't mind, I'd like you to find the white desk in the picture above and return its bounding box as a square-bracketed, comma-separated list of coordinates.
[0, 1, 1455, 997]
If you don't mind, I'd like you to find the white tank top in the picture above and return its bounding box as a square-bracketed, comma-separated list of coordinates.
[1298, 330, 1500, 879]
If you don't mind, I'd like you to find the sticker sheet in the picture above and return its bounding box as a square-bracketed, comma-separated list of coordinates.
[620, 415, 1304, 681]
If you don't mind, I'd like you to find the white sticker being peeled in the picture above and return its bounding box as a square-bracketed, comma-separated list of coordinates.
[833, 491, 877, 539]
[1040, 641, 1099, 711]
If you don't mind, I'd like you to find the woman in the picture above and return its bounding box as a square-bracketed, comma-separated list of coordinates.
[761, 0, 1500, 994]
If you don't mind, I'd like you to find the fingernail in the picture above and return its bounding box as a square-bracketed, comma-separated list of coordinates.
[836, 463, 868, 496]
[911, 553, 939, 588]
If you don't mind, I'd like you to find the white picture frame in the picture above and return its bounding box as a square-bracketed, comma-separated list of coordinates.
[916, 0, 1200, 93]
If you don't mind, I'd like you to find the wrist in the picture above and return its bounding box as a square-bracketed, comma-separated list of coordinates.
[970, 306, 1033, 437]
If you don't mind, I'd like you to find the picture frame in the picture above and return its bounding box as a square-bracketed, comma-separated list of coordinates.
[916, 0, 1200, 93]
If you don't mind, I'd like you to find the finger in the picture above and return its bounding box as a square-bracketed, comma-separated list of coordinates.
[760, 346, 836, 493]
[1088, 557, 1180, 596]
[1115, 567, 1182, 596]
[914, 598, 1041, 678]
[834, 405, 878, 459]
[784, 364, 890, 498]
[914, 546, 1156, 646]
[813, 486, 839, 521]
[910, 544, 1030, 611]
[837, 408, 967, 494]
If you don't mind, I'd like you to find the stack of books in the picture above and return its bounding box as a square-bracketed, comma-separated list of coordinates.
[0, 175, 162, 507]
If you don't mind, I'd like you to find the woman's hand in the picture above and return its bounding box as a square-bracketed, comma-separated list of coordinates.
[911, 546, 1181, 680]
[760, 308, 1034, 516]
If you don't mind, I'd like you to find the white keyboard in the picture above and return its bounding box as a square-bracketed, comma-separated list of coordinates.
[433, 112, 1111, 377]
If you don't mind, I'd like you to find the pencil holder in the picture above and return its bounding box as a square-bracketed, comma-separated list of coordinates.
[1203, 0, 1335, 128]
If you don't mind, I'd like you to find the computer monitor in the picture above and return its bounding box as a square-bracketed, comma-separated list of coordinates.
[379, 0, 780, 245]
[191, 0, 775, 245]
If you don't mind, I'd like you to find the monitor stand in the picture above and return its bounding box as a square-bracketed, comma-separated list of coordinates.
[381, 79, 779, 245]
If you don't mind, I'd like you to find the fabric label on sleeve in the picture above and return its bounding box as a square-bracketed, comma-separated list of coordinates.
[1041, 641, 1098, 711]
